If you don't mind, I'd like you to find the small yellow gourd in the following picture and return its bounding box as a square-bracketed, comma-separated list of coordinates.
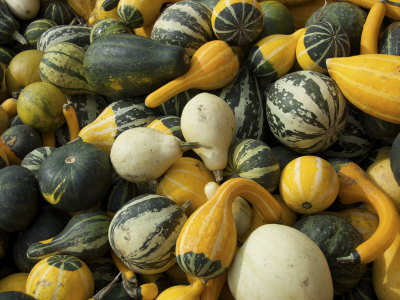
[156, 279, 205, 300]
[88, 0, 119, 25]
[0, 273, 29, 293]
[360, 0, 386, 54]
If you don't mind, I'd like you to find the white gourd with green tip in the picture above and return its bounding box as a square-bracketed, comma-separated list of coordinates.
[180, 92, 236, 182]
[110, 127, 201, 183]
[5, 0, 40, 20]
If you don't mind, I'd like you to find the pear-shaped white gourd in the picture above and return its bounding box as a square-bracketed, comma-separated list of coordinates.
[181, 92, 236, 182]
[110, 127, 200, 183]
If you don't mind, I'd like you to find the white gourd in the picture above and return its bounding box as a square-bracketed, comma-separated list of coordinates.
[5, 0, 40, 20]
[181, 92, 236, 182]
[228, 224, 334, 300]
[110, 127, 199, 183]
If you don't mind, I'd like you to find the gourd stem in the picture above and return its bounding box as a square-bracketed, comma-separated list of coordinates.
[213, 170, 223, 183]
[336, 251, 360, 264]
[180, 141, 210, 152]
[181, 200, 192, 212]
[92, 272, 121, 300]
[12, 31, 27, 45]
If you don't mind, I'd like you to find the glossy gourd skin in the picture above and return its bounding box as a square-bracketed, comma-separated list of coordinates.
[360, 1, 386, 54]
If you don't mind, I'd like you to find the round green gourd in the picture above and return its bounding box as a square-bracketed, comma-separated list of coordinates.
[379, 21, 400, 55]
[0, 46, 15, 66]
[44, 0, 74, 25]
[359, 109, 400, 140]
[305, 2, 367, 55]
[0, 165, 40, 232]
[101, 176, 137, 216]
[90, 18, 130, 44]
[293, 214, 367, 295]
[21, 146, 57, 178]
[23, 18, 57, 48]
[38, 140, 113, 212]
[258, 0, 295, 39]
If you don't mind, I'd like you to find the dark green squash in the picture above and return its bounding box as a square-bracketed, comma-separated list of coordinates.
[359, 109, 400, 140]
[38, 140, 113, 212]
[90, 18, 130, 44]
[0, 46, 15, 65]
[83, 34, 190, 100]
[0, 165, 40, 232]
[86, 256, 119, 294]
[258, 0, 295, 39]
[390, 132, 400, 186]
[0, 291, 36, 300]
[12, 205, 70, 272]
[156, 89, 201, 117]
[270, 145, 299, 170]
[44, 0, 74, 25]
[293, 214, 367, 295]
[21, 146, 57, 178]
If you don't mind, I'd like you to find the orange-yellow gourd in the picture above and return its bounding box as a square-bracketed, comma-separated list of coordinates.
[187, 273, 227, 300]
[341, 0, 400, 20]
[145, 40, 240, 108]
[0, 273, 29, 293]
[327, 54, 400, 124]
[62, 103, 80, 142]
[360, 0, 386, 54]
[1, 98, 17, 118]
[88, 0, 119, 25]
[176, 177, 282, 280]
[156, 279, 205, 300]
[332, 160, 400, 264]
[288, 0, 335, 29]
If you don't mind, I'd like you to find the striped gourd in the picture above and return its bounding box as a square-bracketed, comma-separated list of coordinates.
[326, 54, 400, 124]
[176, 178, 282, 279]
[150, 1, 214, 56]
[157, 88, 201, 117]
[146, 115, 184, 141]
[0, 0, 27, 45]
[39, 42, 93, 95]
[296, 21, 350, 73]
[23, 18, 57, 48]
[156, 156, 216, 215]
[266, 70, 348, 154]
[223, 138, 280, 193]
[78, 99, 157, 153]
[211, 0, 264, 46]
[37, 25, 91, 51]
[44, 0, 74, 25]
[212, 62, 264, 140]
[26, 210, 112, 262]
[55, 93, 108, 145]
[21, 146, 56, 178]
[279, 155, 339, 214]
[109, 194, 188, 274]
[89, 18, 130, 43]
[379, 21, 400, 55]
[247, 28, 306, 83]
[321, 108, 374, 164]
[0, 46, 14, 65]
[25, 254, 94, 300]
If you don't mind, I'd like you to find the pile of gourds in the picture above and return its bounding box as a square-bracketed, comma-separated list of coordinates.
[0, 0, 400, 299]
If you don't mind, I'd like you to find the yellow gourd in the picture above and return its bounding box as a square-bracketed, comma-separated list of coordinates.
[62, 103, 80, 142]
[88, 0, 119, 25]
[0, 273, 29, 293]
[288, 0, 335, 29]
[341, 0, 400, 20]
[145, 40, 240, 108]
[156, 279, 205, 300]
[360, 0, 386, 54]
[66, 0, 96, 22]
[187, 273, 227, 300]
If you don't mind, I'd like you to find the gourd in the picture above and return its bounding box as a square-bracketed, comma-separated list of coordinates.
[66, 0, 97, 22]
[5, 50, 43, 96]
[0, 0, 27, 45]
[211, 0, 264, 46]
[288, 0, 335, 29]
[17, 81, 67, 132]
[340, 0, 400, 20]
[146, 115, 184, 140]
[89, 18, 130, 43]
[180, 93, 236, 182]
[258, 1, 295, 38]
[176, 178, 282, 280]
[25, 254, 94, 300]
[0, 46, 14, 66]
[145, 40, 240, 108]
[26, 210, 111, 262]
[110, 127, 201, 183]
[109, 194, 189, 274]
[21, 147, 56, 179]
[88, 0, 119, 26]
[4, 0, 40, 20]
[391, 132, 400, 185]
[279, 155, 339, 214]
[23, 19, 57, 48]
[44, 0, 74, 25]
[227, 224, 333, 300]
[296, 21, 350, 73]
[37, 25, 91, 52]
[0, 291, 36, 299]
[360, 0, 386, 54]
[156, 279, 204, 300]
[156, 157, 216, 216]
[0, 166, 40, 232]
[326, 54, 400, 124]
[38, 140, 113, 212]
[0, 273, 28, 293]
[330, 159, 400, 264]
[379, 21, 400, 55]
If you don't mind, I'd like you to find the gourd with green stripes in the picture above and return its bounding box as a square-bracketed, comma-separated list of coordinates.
[37, 25, 91, 52]
[44, 0, 74, 25]
[23, 19, 57, 48]
[266, 70, 348, 154]
[379, 21, 400, 55]
[0, 46, 14, 65]
[223, 138, 281, 193]
[296, 21, 350, 73]
[146, 115, 184, 140]
[39, 42, 93, 95]
[89, 18, 130, 44]
[21, 146, 57, 178]
[78, 99, 157, 154]
[108, 194, 189, 274]
[26, 209, 111, 262]
[211, 0, 264, 46]
[156, 89, 201, 117]
[0, 0, 27, 45]
[150, 1, 214, 56]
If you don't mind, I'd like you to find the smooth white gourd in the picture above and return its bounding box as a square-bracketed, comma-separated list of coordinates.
[5, 0, 40, 20]
[228, 224, 334, 300]
[110, 127, 197, 183]
[181, 92, 236, 181]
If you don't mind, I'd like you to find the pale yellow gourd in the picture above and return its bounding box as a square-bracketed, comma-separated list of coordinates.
[156, 279, 205, 300]
[5, 0, 40, 20]
[180, 93, 236, 182]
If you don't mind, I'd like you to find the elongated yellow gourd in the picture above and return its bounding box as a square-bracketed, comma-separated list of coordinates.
[360, 1, 386, 54]
[342, 0, 400, 20]
[145, 40, 240, 108]
[331, 160, 400, 264]
[187, 273, 227, 300]
[62, 104, 80, 142]
[327, 54, 400, 124]
[156, 279, 204, 300]
[176, 178, 282, 280]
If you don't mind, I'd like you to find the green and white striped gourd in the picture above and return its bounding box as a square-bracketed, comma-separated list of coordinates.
[296, 21, 350, 73]
[156, 89, 201, 117]
[26, 209, 112, 262]
[379, 21, 400, 55]
[0, 0, 27, 45]
[89, 18, 130, 44]
[212, 62, 264, 140]
[44, 0, 74, 25]
[146, 115, 184, 141]
[21, 146, 57, 178]
[37, 25, 91, 51]
[224, 138, 280, 192]
[211, 0, 264, 46]
[0, 45, 14, 65]
[23, 18, 57, 48]
[266, 70, 348, 154]
[39, 42, 93, 94]
[108, 194, 188, 274]
[150, 1, 214, 56]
